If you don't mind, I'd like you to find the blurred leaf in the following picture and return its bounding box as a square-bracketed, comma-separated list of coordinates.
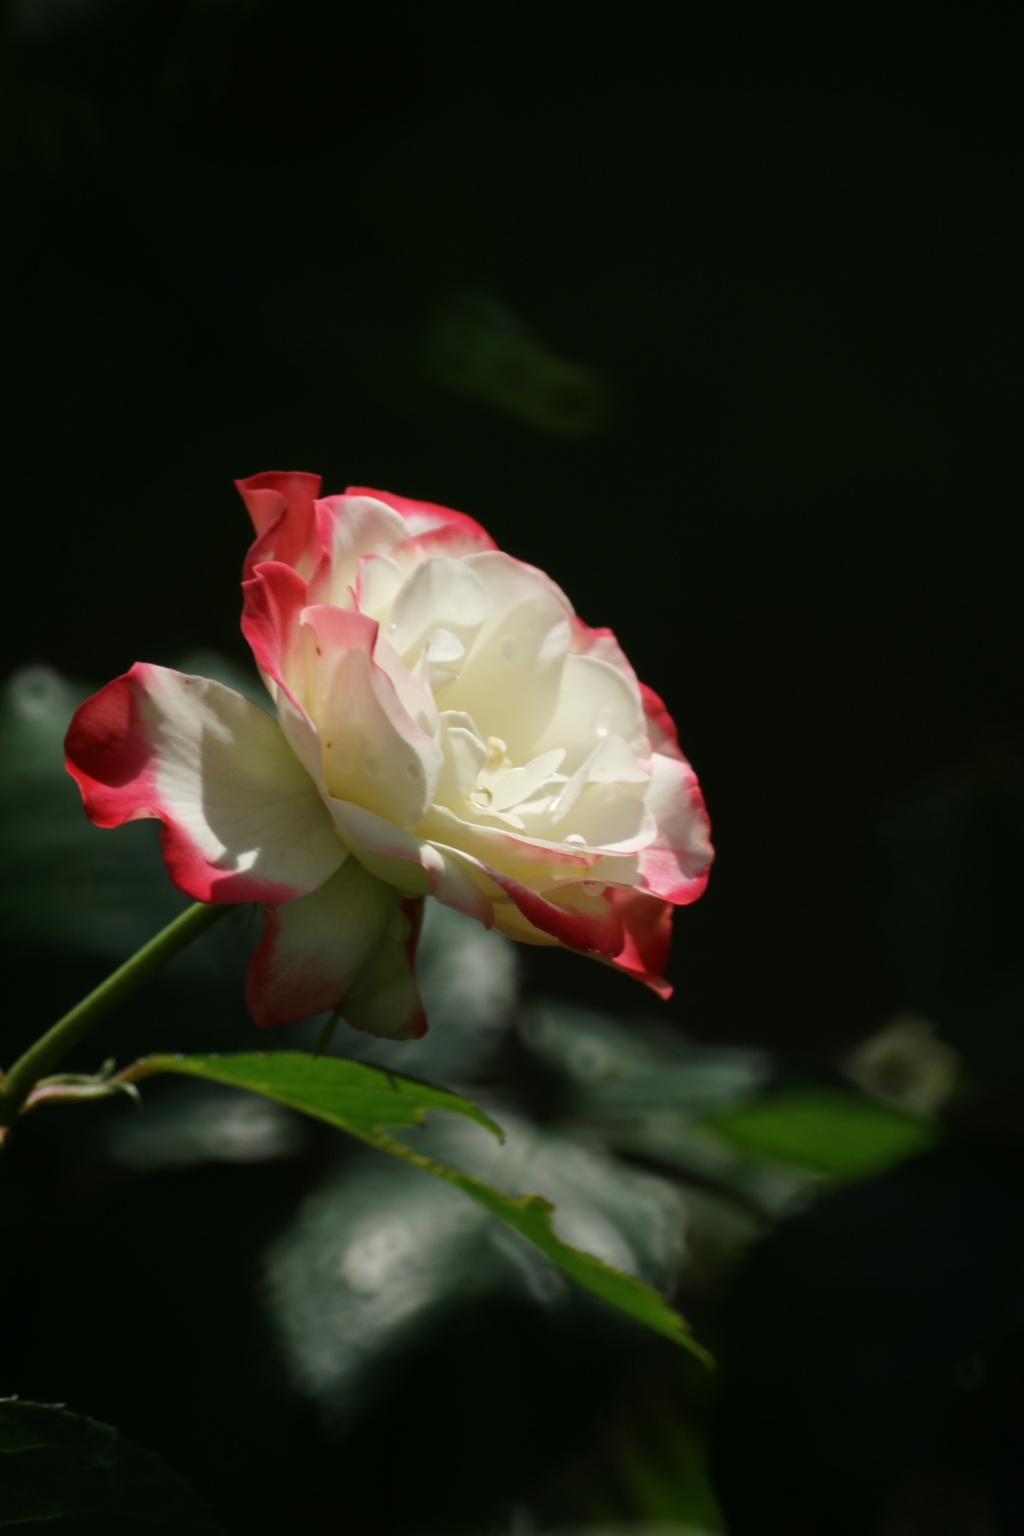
[842, 1012, 960, 1115]
[521, 1001, 770, 1114]
[132, 1053, 706, 1360]
[102, 1081, 308, 1172]
[543, 1391, 726, 1534]
[0, 1399, 226, 1533]
[264, 1106, 690, 1420]
[381, 1140, 703, 1360]
[703, 1089, 937, 1179]
[549, 1525, 716, 1535]
[523, 1001, 812, 1222]
[423, 292, 609, 435]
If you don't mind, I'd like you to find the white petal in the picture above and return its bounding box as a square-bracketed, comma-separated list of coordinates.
[386, 556, 491, 662]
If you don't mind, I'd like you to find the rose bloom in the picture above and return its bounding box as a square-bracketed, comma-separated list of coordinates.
[66, 475, 713, 1037]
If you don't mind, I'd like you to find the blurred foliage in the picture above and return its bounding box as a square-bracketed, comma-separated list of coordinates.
[122, 1051, 703, 1351]
[0, 1398, 226, 1533]
[423, 293, 610, 436]
[0, 659, 981, 1531]
[703, 1089, 936, 1181]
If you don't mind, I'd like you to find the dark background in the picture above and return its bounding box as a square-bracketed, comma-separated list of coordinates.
[2, 5, 1024, 1533]
[3, 0, 1021, 1054]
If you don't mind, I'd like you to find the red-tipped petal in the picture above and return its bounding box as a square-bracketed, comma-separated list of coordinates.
[65, 664, 344, 904]
[245, 860, 426, 1036]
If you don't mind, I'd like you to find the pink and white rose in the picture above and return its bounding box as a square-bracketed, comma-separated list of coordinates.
[65, 474, 713, 1037]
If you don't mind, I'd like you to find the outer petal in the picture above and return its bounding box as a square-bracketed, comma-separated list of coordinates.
[636, 753, 715, 903]
[488, 880, 674, 998]
[346, 486, 496, 549]
[480, 863, 625, 957]
[245, 858, 426, 1037]
[241, 560, 325, 782]
[639, 681, 685, 761]
[241, 560, 308, 690]
[237, 472, 323, 578]
[306, 494, 409, 607]
[606, 888, 675, 997]
[65, 665, 345, 903]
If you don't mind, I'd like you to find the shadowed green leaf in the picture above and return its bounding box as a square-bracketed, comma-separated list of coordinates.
[129, 1052, 708, 1362]
[703, 1089, 937, 1179]
[0, 1400, 226, 1532]
[129, 1051, 504, 1140]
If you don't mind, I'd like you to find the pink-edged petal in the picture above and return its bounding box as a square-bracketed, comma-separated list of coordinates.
[245, 858, 426, 1037]
[241, 559, 309, 689]
[570, 617, 641, 685]
[605, 888, 675, 997]
[487, 879, 674, 997]
[65, 664, 345, 903]
[306, 494, 409, 607]
[346, 485, 497, 548]
[240, 561, 324, 781]
[324, 797, 495, 926]
[392, 520, 496, 562]
[300, 605, 443, 827]
[482, 863, 626, 958]
[639, 681, 686, 761]
[636, 753, 715, 903]
[237, 472, 323, 578]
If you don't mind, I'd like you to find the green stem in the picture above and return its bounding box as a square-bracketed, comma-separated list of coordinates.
[0, 901, 231, 1124]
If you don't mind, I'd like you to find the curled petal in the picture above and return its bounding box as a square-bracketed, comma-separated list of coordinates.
[490, 879, 674, 998]
[607, 888, 675, 997]
[236, 472, 322, 578]
[246, 858, 426, 1036]
[65, 665, 344, 903]
[482, 864, 626, 958]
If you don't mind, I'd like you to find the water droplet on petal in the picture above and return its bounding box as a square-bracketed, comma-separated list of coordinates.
[564, 832, 588, 848]
[583, 880, 605, 896]
[594, 707, 614, 738]
[405, 760, 422, 780]
[468, 786, 493, 809]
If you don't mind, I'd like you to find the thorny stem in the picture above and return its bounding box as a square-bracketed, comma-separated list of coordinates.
[0, 901, 231, 1126]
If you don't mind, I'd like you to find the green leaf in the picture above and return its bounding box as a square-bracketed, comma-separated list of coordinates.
[130, 1053, 708, 1363]
[131, 1051, 504, 1141]
[703, 1089, 937, 1179]
[0, 1399, 227, 1532]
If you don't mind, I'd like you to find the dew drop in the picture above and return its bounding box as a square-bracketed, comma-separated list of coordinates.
[468, 786, 493, 809]
[364, 756, 382, 779]
[500, 636, 519, 663]
[564, 832, 588, 849]
[405, 760, 422, 780]
[583, 880, 606, 896]
[594, 707, 614, 738]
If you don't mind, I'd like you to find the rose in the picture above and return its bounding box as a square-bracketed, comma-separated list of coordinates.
[65, 473, 713, 1038]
